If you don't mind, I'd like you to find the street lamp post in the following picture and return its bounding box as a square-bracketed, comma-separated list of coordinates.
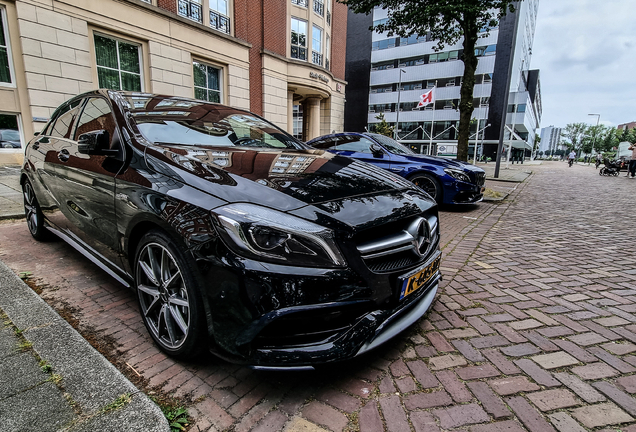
[394, 69, 406, 140]
[588, 113, 600, 163]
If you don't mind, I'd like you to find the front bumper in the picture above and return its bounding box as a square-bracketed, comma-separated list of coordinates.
[197, 249, 441, 367]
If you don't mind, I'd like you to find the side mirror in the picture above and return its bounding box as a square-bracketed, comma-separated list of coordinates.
[78, 130, 117, 156]
[369, 143, 384, 157]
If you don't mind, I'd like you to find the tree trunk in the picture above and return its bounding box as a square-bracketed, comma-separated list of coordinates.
[457, 17, 479, 162]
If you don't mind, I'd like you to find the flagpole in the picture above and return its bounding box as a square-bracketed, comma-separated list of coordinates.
[394, 69, 406, 140]
[429, 82, 436, 155]
[473, 74, 484, 163]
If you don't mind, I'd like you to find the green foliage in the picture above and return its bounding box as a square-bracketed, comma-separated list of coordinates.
[339, 0, 517, 161]
[561, 122, 588, 153]
[39, 360, 53, 374]
[151, 396, 190, 432]
[374, 113, 394, 137]
[101, 393, 132, 414]
[164, 407, 189, 431]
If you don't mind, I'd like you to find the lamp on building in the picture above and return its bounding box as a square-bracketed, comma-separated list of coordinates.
[588, 113, 600, 161]
[394, 68, 406, 140]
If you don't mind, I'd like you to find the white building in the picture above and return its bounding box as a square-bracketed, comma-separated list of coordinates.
[539, 125, 562, 155]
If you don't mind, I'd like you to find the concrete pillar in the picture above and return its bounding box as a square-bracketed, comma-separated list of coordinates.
[287, 89, 295, 134]
[305, 96, 322, 141]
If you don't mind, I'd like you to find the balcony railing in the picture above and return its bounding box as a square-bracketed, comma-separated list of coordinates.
[292, 0, 308, 6]
[291, 46, 307, 61]
[325, 58, 330, 70]
[210, 10, 230, 34]
[178, 0, 202, 23]
[314, 0, 324, 16]
[312, 51, 323, 66]
[327, 10, 331, 25]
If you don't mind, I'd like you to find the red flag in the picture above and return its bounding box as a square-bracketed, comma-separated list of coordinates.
[417, 88, 435, 108]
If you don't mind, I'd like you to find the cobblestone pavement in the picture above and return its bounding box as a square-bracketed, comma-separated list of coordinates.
[1, 160, 636, 431]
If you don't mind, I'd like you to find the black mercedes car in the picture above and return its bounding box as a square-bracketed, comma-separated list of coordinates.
[21, 90, 441, 368]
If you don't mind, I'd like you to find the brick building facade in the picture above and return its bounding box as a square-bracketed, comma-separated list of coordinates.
[0, 0, 347, 164]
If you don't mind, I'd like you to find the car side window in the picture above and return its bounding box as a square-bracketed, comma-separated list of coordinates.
[333, 137, 375, 153]
[74, 98, 116, 147]
[49, 100, 82, 139]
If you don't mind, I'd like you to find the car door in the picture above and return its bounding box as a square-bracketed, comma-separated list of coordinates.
[51, 96, 125, 270]
[33, 99, 83, 230]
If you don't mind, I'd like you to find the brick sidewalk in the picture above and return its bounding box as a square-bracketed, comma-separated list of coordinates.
[1, 160, 635, 431]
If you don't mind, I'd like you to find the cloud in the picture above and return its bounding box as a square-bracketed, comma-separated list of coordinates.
[532, 0, 636, 127]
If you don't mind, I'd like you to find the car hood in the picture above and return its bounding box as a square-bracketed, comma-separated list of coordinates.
[144, 144, 417, 213]
[399, 154, 485, 173]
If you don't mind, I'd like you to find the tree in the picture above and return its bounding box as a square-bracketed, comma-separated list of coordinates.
[561, 123, 588, 155]
[339, 0, 517, 161]
[374, 113, 394, 137]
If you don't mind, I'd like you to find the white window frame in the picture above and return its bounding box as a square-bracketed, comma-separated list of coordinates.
[209, 0, 230, 34]
[93, 32, 144, 92]
[0, 7, 16, 88]
[193, 60, 223, 104]
[291, 17, 308, 61]
[312, 25, 323, 66]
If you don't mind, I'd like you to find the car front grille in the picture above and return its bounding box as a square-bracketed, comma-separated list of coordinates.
[355, 214, 439, 273]
[474, 172, 486, 186]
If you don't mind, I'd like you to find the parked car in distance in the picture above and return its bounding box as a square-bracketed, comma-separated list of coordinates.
[0, 129, 21, 148]
[307, 132, 486, 205]
[21, 90, 442, 368]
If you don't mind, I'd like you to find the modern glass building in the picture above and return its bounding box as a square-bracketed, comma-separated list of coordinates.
[344, 0, 542, 160]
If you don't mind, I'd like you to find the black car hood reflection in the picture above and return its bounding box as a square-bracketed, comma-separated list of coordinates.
[145, 144, 416, 210]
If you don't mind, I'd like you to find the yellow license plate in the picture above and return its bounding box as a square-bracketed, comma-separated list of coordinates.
[399, 255, 441, 300]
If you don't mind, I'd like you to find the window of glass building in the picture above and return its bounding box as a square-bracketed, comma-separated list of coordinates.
[193, 61, 221, 103]
[291, 18, 307, 61]
[94, 34, 142, 91]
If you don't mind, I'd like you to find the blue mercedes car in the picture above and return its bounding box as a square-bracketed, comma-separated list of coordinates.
[307, 132, 486, 205]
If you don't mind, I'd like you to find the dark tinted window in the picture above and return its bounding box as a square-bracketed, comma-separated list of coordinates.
[310, 135, 375, 153]
[74, 98, 116, 146]
[371, 134, 414, 155]
[49, 100, 81, 139]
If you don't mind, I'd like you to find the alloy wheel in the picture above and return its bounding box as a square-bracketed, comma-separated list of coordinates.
[136, 243, 191, 350]
[411, 175, 439, 201]
[23, 182, 39, 235]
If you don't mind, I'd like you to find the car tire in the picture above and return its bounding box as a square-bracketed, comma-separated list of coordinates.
[134, 230, 206, 360]
[22, 179, 49, 241]
[409, 173, 442, 203]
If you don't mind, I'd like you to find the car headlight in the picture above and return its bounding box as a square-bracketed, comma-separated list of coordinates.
[444, 168, 471, 183]
[212, 203, 346, 268]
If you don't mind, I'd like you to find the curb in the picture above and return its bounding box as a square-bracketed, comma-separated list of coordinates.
[0, 258, 170, 432]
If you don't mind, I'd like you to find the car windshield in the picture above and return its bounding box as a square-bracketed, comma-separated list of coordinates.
[370, 134, 415, 155]
[124, 94, 303, 150]
[1, 130, 19, 141]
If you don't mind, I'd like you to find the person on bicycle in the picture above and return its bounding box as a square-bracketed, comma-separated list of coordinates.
[568, 150, 576, 167]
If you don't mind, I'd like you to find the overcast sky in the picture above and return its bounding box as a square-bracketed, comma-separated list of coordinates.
[531, 0, 636, 130]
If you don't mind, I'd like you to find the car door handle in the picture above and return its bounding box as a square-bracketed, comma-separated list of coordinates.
[58, 149, 70, 162]
[31, 143, 39, 150]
